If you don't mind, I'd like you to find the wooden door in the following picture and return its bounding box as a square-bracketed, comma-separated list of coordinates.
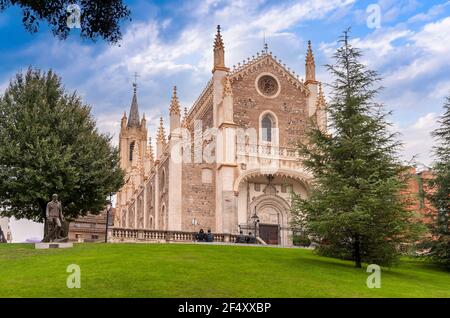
[259, 224, 279, 245]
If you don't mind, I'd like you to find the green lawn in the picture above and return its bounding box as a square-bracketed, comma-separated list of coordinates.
[0, 243, 449, 298]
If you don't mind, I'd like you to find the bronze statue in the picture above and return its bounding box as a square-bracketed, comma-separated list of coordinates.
[0, 225, 6, 243]
[42, 194, 68, 242]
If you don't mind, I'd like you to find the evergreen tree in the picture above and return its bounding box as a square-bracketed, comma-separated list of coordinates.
[422, 96, 450, 269]
[0, 68, 124, 230]
[291, 30, 418, 267]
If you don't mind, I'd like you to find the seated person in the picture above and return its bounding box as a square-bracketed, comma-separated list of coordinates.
[246, 232, 252, 244]
[206, 229, 214, 242]
[236, 230, 246, 243]
[195, 229, 206, 242]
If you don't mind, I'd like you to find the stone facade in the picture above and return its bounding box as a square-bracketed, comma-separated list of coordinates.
[114, 26, 327, 246]
[68, 208, 115, 242]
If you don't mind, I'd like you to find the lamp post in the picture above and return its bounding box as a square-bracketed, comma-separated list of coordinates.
[251, 207, 260, 243]
[192, 218, 200, 241]
[105, 194, 112, 243]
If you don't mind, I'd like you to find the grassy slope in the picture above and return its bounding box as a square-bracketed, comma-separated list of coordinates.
[0, 243, 449, 298]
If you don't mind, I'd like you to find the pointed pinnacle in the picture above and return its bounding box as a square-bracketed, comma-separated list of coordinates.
[214, 24, 224, 49]
[157, 117, 166, 143]
[306, 40, 315, 63]
[169, 85, 181, 115]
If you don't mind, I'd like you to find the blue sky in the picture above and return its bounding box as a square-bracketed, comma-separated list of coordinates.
[1, 0, 449, 166]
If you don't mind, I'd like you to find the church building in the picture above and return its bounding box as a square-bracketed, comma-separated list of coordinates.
[112, 26, 326, 246]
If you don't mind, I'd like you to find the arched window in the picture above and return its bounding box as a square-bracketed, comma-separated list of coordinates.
[261, 114, 273, 142]
[129, 141, 135, 162]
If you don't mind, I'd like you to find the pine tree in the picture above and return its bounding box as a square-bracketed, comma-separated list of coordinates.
[423, 96, 450, 269]
[0, 68, 124, 232]
[291, 30, 418, 267]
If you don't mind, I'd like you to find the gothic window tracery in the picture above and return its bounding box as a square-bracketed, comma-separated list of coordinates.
[258, 75, 278, 97]
[262, 114, 273, 142]
[129, 141, 135, 162]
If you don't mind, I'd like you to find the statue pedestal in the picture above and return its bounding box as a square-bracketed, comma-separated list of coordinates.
[35, 242, 73, 249]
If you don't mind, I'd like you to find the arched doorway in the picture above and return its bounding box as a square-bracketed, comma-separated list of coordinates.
[249, 191, 291, 246]
[235, 171, 311, 246]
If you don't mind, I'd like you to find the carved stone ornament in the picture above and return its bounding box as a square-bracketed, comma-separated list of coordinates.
[258, 75, 278, 97]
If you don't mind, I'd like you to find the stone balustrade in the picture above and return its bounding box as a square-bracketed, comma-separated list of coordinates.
[109, 228, 240, 244]
[236, 143, 299, 160]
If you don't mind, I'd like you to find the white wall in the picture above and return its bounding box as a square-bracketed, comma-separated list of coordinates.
[10, 218, 44, 243]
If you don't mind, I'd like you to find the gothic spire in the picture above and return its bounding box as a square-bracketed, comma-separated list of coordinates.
[182, 107, 189, 128]
[305, 40, 316, 83]
[121, 111, 127, 128]
[263, 31, 268, 54]
[169, 86, 181, 115]
[316, 82, 327, 131]
[127, 83, 141, 128]
[214, 25, 224, 50]
[156, 117, 166, 143]
[148, 137, 154, 161]
[316, 82, 326, 108]
[213, 25, 227, 71]
[306, 40, 314, 63]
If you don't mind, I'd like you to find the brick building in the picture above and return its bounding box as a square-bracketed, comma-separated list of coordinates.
[69, 208, 115, 242]
[113, 26, 327, 246]
[404, 165, 435, 223]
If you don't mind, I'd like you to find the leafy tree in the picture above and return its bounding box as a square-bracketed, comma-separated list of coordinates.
[291, 30, 419, 268]
[422, 96, 450, 269]
[0, 68, 124, 229]
[0, 0, 130, 43]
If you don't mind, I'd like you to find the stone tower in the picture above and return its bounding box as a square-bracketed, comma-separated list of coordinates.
[119, 83, 148, 173]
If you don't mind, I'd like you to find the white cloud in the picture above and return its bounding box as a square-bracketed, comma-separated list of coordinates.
[89, 0, 450, 152]
[378, 0, 420, 23]
[429, 81, 450, 100]
[380, 17, 450, 86]
[315, 12, 450, 166]
[4, 0, 447, 162]
[249, 0, 355, 32]
[396, 113, 439, 165]
[412, 16, 450, 53]
[408, 1, 450, 23]
[9, 0, 354, 144]
[350, 27, 414, 66]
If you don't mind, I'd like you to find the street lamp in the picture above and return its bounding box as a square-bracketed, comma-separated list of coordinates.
[105, 194, 112, 243]
[192, 218, 198, 241]
[251, 207, 260, 243]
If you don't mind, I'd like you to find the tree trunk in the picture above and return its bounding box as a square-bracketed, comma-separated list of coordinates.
[354, 234, 362, 268]
[38, 200, 47, 241]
